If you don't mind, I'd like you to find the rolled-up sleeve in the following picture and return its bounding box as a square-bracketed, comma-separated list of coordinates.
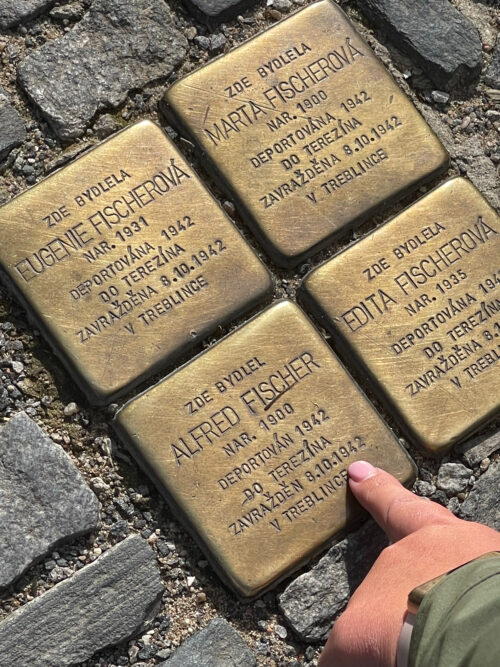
[409, 555, 500, 667]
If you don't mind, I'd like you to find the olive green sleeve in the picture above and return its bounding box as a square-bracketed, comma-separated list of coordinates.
[409, 554, 500, 667]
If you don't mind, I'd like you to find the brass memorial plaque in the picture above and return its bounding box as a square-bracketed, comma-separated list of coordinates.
[163, 0, 448, 267]
[300, 178, 500, 454]
[115, 300, 415, 596]
[0, 120, 272, 404]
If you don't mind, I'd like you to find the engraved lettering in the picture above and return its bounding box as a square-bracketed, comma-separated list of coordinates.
[240, 352, 321, 415]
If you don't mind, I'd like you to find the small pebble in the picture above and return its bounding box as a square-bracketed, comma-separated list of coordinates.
[222, 200, 236, 217]
[275, 624, 288, 639]
[480, 458, 490, 472]
[195, 35, 210, 50]
[266, 8, 282, 20]
[272, 0, 292, 10]
[209, 33, 226, 54]
[11, 361, 24, 374]
[128, 645, 139, 662]
[486, 110, 500, 122]
[63, 402, 78, 416]
[305, 646, 315, 660]
[431, 90, 449, 105]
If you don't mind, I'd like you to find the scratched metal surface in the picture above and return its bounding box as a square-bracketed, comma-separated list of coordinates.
[301, 178, 500, 454]
[0, 120, 272, 404]
[163, 0, 448, 267]
[116, 300, 415, 597]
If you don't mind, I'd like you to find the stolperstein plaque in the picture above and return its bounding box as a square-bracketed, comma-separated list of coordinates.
[0, 120, 272, 404]
[162, 0, 448, 266]
[300, 178, 500, 454]
[115, 300, 415, 596]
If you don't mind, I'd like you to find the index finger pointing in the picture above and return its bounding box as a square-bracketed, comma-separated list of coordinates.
[348, 461, 456, 542]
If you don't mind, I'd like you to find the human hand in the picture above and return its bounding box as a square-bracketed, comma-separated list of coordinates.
[319, 461, 500, 667]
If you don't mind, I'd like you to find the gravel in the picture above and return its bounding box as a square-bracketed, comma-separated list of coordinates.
[418, 105, 500, 210]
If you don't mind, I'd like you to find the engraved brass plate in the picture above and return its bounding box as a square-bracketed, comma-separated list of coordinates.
[163, 0, 448, 267]
[0, 120, 272, 404]
[115, 300, 415, 597]
[301, 178, 500, 454]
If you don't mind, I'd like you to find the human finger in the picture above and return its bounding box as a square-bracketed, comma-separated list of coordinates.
[348, 461, 456, 542]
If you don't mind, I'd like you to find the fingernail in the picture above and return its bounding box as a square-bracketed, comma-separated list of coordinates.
[348, 461, 377, 482]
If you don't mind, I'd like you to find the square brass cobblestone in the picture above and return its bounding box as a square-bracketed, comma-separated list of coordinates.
[163, 0, 448, 266]
[116, 300, 415, 596]
[0, 120, 272, 404]
[300, 178, 500, 454]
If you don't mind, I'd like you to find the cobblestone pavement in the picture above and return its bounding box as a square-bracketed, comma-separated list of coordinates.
[0, 0, 499, 665]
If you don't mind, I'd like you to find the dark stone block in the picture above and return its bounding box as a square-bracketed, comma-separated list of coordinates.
[18, 0, 187, 140]
[160, 618, 256, 667]
[358, 0, 482, 93]
[0, 413, 100, 589]
[0, 535, 164, 666]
